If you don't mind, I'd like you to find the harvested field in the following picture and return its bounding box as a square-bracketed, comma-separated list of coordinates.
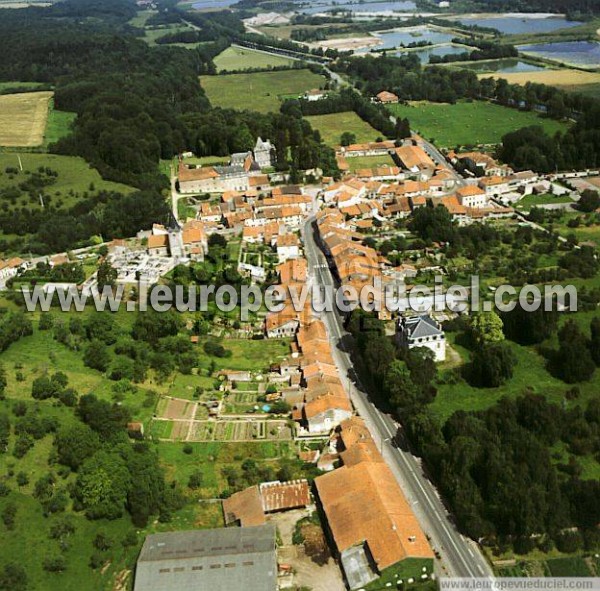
[0, 91, 53, 147]
[477, 69, 600, 94]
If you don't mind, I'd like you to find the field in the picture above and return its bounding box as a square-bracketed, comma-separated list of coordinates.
[514, 193, 574, 211]
[213, 46, 296, 72]
[477, 69, 600, 97]
[305, 111, 382, 147]
[43, 99, 77, 147]
[0, 91, 53, 147]
[387, 100, 570, 148]
[345, 153, 396, 171]
[200, 69, 325, 113]
[0, 153, 135, 207]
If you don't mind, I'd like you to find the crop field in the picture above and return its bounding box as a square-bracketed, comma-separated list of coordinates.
[305, 111, 382, 147]
[213, 46, 296, 72]
[200, 69, 325, 113]
[387, 100, 570, 148]
[0, 91, 53, 147]
[156, 397, 196, 420]
[477, 69, 600, 96]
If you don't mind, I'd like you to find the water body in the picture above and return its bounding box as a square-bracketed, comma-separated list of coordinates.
[518, 41, 600, 67]
[395, 44, 469, 63]
[459, 58, 547, 73]
[454, 15, 582, 35]
[192, 0, 237, 9]
[354, 25, 454, 53]
[297, 0, 416, 15]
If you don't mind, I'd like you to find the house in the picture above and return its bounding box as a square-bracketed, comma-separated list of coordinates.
[254, 137, 275, 169]
[147, 234, 169, 257]
[456, 185, 487, 209]
[394, 146, 435, 174]
[375, 90, 399, 104]
[315, 418, 434, 590]
[478, 175, 511, 196]
[304, 88, 326, 101]
[182, 220, 208, 260]
[133, 525, 277, 591]
[302, 393, 353, 434]
[340, 141, 395, 158]
[0, 257, 26, 281]
[275, 233, 300, 263]
[396, 314, 446, 362]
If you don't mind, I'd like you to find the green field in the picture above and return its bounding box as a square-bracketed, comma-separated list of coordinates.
[0, 153, 135, 206]
[515, 193, 574, 211]
[43, 99, 76, 147]
[345, 153, 396, 171]
[213, 46, 297, 72]
[546, 557, 592, 576]
[305, 111, 382, 147]
[200, 69, 325, 113]
[388, 100, 570, 148]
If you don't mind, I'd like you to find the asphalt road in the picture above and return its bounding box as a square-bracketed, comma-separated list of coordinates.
[302, 216, 494, 580]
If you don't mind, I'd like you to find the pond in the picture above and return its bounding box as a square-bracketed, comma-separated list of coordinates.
[296, 0, 416, 14]
[453, 15, 583, 35]
[458, 58, 547, 73]
[395, 44, 470, 64]
[517, 41, 600, 68]
[192, 0, 237, 8]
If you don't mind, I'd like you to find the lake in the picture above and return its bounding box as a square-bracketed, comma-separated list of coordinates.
[453, 15, 582, 35]
[518, 41, 600, 67]
[458, 58, 547, 73]
[297, 0, 416, 14]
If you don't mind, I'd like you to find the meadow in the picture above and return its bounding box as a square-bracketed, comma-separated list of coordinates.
[387, 100, 570, 148]
[0, 153, 135, 209]
[213, 46, 297, 72]
[345, 153, 396, 171]
[305, 111, 382, 147]
[514, 193, 574, 211]
[0, 91, 53, 147]
[200, 69, 325, 113]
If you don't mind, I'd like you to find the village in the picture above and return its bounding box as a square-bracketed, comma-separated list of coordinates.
[1, 118, 598, 591]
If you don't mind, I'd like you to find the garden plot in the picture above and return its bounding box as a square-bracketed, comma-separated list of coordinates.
[156, 396, 196, 420]
[187, 420, 293, 442]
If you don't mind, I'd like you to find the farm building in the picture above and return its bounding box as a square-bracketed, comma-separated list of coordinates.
[133, 524, 277, 591]
[223, 480, 311, 527]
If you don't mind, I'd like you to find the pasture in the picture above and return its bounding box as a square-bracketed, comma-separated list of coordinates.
[200, 69, 325, 113]
[387, 100, 570, 148]
[213, 46, 297, 72]
[478, 69, 600, 97]
[305, 111, 382, 147]
[345, 153, 396, 171]
[0, 91, 53, 147]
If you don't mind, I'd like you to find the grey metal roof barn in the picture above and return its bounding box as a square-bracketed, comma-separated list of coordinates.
[133, 524, 277, 591]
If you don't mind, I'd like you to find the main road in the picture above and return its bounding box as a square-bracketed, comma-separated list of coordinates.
[302, 216, 494, 580]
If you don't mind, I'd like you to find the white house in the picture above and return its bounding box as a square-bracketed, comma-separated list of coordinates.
[396, 314, 446, 362]
[456, 185, 488, 209]
[275, 233, 300, 263]
[254, 137, 275, 169]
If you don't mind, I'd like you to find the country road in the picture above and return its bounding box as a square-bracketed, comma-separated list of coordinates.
[302, 216, 494, 580]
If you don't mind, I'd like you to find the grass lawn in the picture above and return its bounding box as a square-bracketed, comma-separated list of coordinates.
[197, 337, 291, 374]
[433, 336, 599, 424]
[546, 556, 592, 576]
[43, 99, 76, 147]
[200, 69, 325, 113]
[213, 46, 297, 72]
[515, 193, 574, 211]
[365, 558, 434, 589]
[387, 100, 570, 148]
[345, 153, 396, 171]
[305, 111, 382, 147]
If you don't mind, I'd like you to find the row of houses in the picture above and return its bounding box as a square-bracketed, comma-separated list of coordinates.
[315, 416, 434, 588]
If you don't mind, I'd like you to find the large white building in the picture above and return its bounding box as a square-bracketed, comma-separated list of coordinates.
[396, 314, 446, 362]
[254, 137, 275, 169]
